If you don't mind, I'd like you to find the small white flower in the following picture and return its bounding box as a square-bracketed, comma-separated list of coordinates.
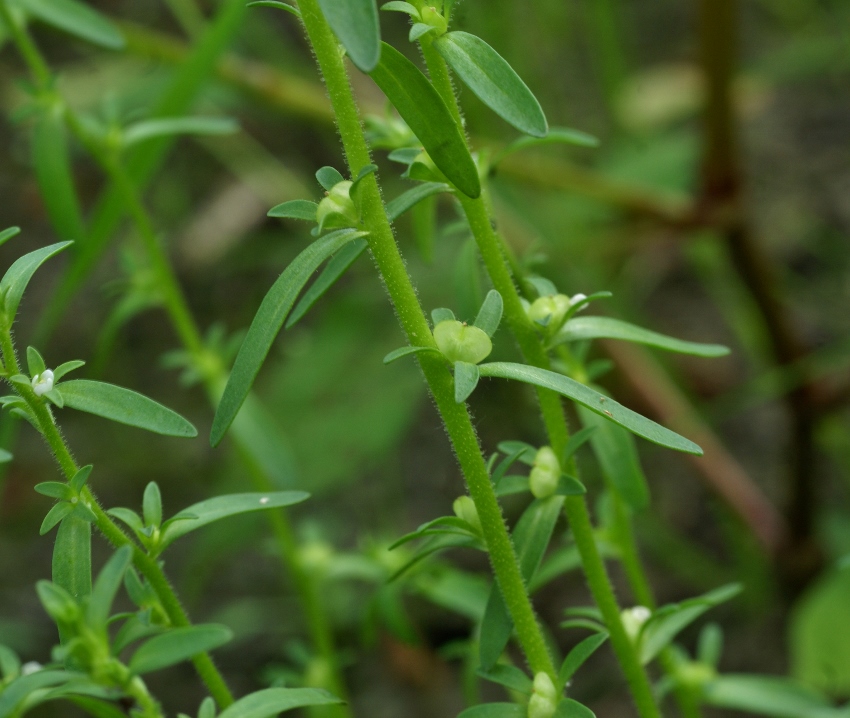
[21, 661, 42, 675]
[31, 369, 54, 397]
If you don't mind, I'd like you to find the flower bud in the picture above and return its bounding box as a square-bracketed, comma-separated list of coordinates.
[527, 672, 558, 718]
[420, 6, 448, 35]
[527, 294, 571, 331]
[433, 320, 492, 364]
[453, 495, 482, 534]
[529, 446, 560, 499]
[620, 605, 651, 643]
[31, 369, 54, 397]
[316, 180, 358, 230]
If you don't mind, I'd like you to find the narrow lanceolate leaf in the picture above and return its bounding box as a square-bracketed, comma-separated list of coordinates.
[478, 362, 703, 455]
[211, 229, 365, 445]
[494, 126, 600, 165]
[247, 0, 301, 16]
[18, 0, 124, 49]
[122, 117, 238, 148]
[370, 43, 480, 198]
[457, 704, 524, 718]
[317, 0, 380, 72]
[59, 380, 197, 437]
[286, 238, 368, 328]
[128, 625, 233, 675]
[217, 687, 342, 718]
[553, 316, 730, 358]
[86, 546, 132, 631]
[433, 31, 547, 138]
[159, 491, 309, 550]
[383, 345, 441, 365]
[53, 516, 91, 602]
[268, 199, 319, 222]
[32, 109, 86, 243]
[0, 670, 72, 718]
[454, 361, 480, 403]
[558, 632, 608, 686]
[40, 502, 74, 535]
[473, 290, 503, 337]
[386, 182, 452, 221]
[476, 664, 533, 695]
[0, 227, 21, 246]
[703, 675, 834, 718]
[0, 242, 72, 326]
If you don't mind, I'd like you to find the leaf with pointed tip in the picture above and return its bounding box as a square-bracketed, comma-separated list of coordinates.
[86, 546, 132, 631]
[316, 166, 345, 190]
[317, 0, 380, 72]
[0, 242, 73, 327]
[558, 633, 608, 687]
[268, 200, 319, 221]
[370, 43, 480, 198]
[0, 227, 20, 246]
[26, 347, 46, 377]
[217, 687, 342, 718]
[562, 425, 596, 463]
[381, 1, 417, 16]
[386, 182, 452, 221]
[159, 491, 309, 551]
[494, 126, 600, 165]
[454, 361, 480, 403]
[477, 664, 532, 694]
[553, 316, 729, 357]
[383, 345, 441, 365]
[473, 290, 503, 337]
[53, 360, 85, 382]
[122, 117, 238, 148]
[40, 502, 74, 535]
[431, 307, 455, 325]
[70, 465, 93, 493]
[434, 32, 547, 137]
[247, 0, 300, 17]
[129, 625, 233, 675]
[32, 109, 86, 243]
[702, 675, 833, 718]
[409, 22, 433, 42]
[286, 238, 368, 328]
[53, 516, 91, 603]
[211, 229, 365, 445]
[18, 0, 124, 48]
[479, 363, 703, 455]
[107, 507, 144, 534]
[58, 380, 197, 437]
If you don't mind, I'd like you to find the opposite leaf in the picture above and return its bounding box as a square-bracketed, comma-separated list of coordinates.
[317, 0, 381, 72]
[454, 361, 480, 403]
[128, 625, 233, 675]
[434, 31, 547, 138]
[59, 380, 197, 437]
[473, 290, 503, 337]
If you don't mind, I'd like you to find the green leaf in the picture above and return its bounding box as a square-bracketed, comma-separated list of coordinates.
[478, 363, 703, 455]
[369, 43, 481, 198]
[553, 700, 596, 718]
[473, 290, 503, 337]
[562, 426, 596, 463]
[385, 182, 452, 221]
[457, 704, 524, 718]
[268, 199, 319, 221]
[246, 0, 301, 18]
[53, 360, 85, 382]
[555, 474, 587, 496]
[317, 0, 380, 72]
[493, 126, 600, 165]
[211, 229, 365, 445]
[0, 670, 72, 718]
[286, 238, 368, 328]
[381, 1, 418, 16]
[58, 379, 197, 437]
[112, 615, 163, 655]
[476, 664, 533, 695]
[383, 345, 441, 364]
[217, 687, 342, 718]
[431, 307, 455, 325]
[0, 645, 20, 681]
[53, 515, 92, 603]
[40, 501, 74, 535]
[316, 166, 345, 191]
[69, 464, 92, 493]
[26, 346, 46, 377]
[0, 227, 20, 246]
[434, 31, 547, 138]
[32, 108, 86, 243]
[702, 675, 834, 718]
[553, 316, 730, 358]
[454, 361, 480, 403]
[558, 633, 608, 686]
[639, 583, 742, 664]
[578, 406, 649, 511]
[44, 388, 64, 408]
[159, 491, 309, 551]
[86, 545, 132, 631]
[128, 624, 233, 675]
[198, 696, 217, 718]
[18, 0, 124, 48]
[34, 482, 73, 500]
[142, 482, 162, 528]
[697, 623, 723, 667]
[409, 22, 433, 42]
[0, 242, 73, 327]
[122, 117, 238, 147]
[107, 507, 144, 534]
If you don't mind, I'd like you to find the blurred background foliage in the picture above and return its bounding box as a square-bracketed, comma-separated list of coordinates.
[0, 0, 849, 715]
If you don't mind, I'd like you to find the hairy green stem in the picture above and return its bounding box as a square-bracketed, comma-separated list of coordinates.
[297, 0, 556, 680]
[419, 36, 662, 718]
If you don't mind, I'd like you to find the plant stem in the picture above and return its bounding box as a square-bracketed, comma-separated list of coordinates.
[297, 0, 556, 680]
[419, 37, 662, 718]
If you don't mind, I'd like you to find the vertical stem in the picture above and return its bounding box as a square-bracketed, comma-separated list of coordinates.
[297, 0, 557, 680]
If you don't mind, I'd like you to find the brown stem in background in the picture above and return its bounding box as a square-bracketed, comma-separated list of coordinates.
[697, 0, 821, 587]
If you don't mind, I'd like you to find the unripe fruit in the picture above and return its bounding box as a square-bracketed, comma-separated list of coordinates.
[433, 320, 492, 364]
[420, 6, 448, 35]
[527, 294, 571, 330]
[529, 446, 560, 498]
[316, 180, 358, 229]
[527, 672, 558, 718]
[453, 495, 483, 534]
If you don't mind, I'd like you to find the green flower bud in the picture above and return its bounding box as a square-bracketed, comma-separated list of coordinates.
[620, 605, 652, 643]
[433, 320, 492, 364]
[420, 6, 448, 35]
[529, 446, 560, 499]
[453, 495, 482, 534]
[316, 180, 358, 230]
[527, 294, 571, 331]
[527, 672, 558, 718]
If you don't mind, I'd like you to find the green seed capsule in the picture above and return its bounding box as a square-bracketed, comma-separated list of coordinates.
[420, 6, 448, 35]
[527, 294, 571, 331]
[316, 180, 359, 230]
[433, 320, 492, 364]
[527, 672, 558, 718]
[529, 446, 560, 498]
[453, 495, 482, 534]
